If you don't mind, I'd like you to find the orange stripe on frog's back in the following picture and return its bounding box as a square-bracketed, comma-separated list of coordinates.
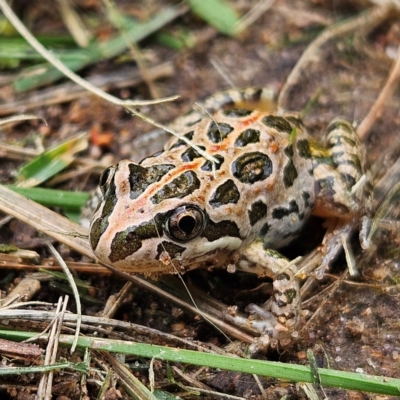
[238, 110, 263, 128]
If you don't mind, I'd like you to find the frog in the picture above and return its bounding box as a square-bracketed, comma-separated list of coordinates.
[89, 87, 370, 351]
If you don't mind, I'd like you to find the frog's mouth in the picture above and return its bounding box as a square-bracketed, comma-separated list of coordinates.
[93, 232, 244, 277]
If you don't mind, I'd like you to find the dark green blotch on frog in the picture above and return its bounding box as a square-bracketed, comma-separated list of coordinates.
[272, 200, 299, 220]
[90, 218, 108, 252]
[156, 241, 186, 260]
[248, 200, 268, 226]
[108, 214, 168, 262]
[223, 108, 253, 117]
[234, 129, 260, 147]
[302, 191, 312, 208]
[209, 179, 240, 208]
[328, 120, 353, 135]
[331, 151, 362, 186]
[232, 151, 273, 184]
[259, 221, 270, 237]
[285, 116, 304, 128]
[284, 288, 298, 304]
[297, 139, 312, 159]
[283, 144, 298, 188]
[202, 219, 241, 241]
[108, 221, 158, 262]
[169, 131, 194, 150]
[151, 171, 200, 204]
[201, 154, 224, 172]
[262, 115, 292, 133]
[181, 145, 206, 162]
[129, 163, 175, 200]
[90, 179, 118, 250]
[207, 122, 234, 143]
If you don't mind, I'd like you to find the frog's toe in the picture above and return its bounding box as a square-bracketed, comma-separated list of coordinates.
[249, 335, 274, 355]
[224, 303, 299, 353]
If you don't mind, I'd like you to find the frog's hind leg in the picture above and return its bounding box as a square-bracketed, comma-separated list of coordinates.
[312, 118, 371, 272]
[313, 118, 368, 219]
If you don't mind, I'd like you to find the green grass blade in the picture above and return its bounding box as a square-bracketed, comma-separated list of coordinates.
[6, 186, 89, 210]
[16, 133, 87, 187]
[0, 37, 76, 62]
[1, 330, 399, 396]
[154, 390, 183, 399]
[0, 361, 88, 375]
[186, 0, 240, 35]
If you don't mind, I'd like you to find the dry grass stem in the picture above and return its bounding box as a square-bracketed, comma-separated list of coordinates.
[36, 297, 65, 400]
[0, 277, 41, 307]
[278, 5, 392, 109]
[45, 238, 81, 353]
[99, 281, 134, 319]
[0, 63, 174, 117]
[56, 0, 91, 47]
[103, 0, 161, 98]
[234, 0, 276, 35]
[357, 46, 400, 138]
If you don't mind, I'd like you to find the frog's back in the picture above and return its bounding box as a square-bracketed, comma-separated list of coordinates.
[149, 108, 316, 247]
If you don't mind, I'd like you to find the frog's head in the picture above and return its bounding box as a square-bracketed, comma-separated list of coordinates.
[89, 160, 247, 276]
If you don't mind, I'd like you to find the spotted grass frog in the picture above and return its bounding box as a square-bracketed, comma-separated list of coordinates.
[89, 87, 370, 350]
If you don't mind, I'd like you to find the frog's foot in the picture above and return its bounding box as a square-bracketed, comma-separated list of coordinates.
[317, 212, 373, 279]
[224, 301, 300, 354]
[359, 215, 373, 250]
[226, 240, 301, 353]
[315, 217, 357, 278]
[224, 306, 279, 352]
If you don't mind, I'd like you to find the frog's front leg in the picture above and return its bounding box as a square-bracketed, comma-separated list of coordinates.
[225, 239, 301, 353]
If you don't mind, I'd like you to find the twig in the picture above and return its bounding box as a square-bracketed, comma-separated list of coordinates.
[278, 5, 392, 110]
[0, 63, 174, 117]
[233, 0, 276, 35]
[36, 297, 64, 400]
[0, 115, 47, 126]
[103, 0, 161, 98]
[0, 278, 41, 307]
[44, 238, 81, 353]
[357, 46, 400, 139]
[56, 0, 91, 47]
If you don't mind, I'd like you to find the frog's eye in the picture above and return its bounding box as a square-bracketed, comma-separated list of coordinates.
[166, 205, 205, 242]
[99, 166, 114, 194]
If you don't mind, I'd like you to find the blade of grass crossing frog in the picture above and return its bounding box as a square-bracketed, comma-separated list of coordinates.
[13, 5, 186, 91]
[16, 133, 87, 188]
[186, 0, 240, 36]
